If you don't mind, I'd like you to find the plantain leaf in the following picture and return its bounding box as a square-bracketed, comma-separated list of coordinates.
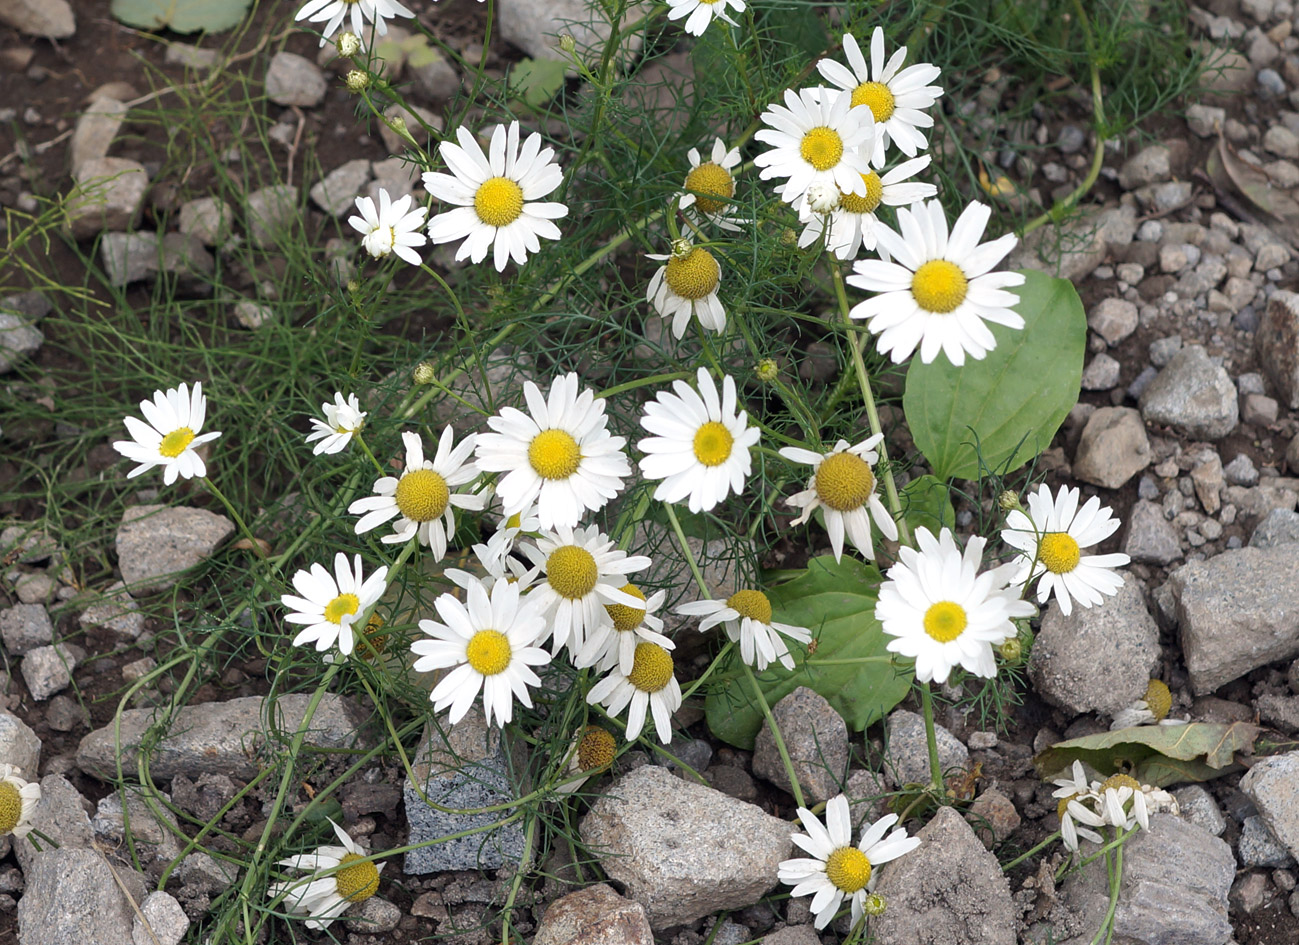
[899, 474, 955, 535]
[111, 0, 252, 33]
[509, 58, 568, 108]
[1033, 721, 1260, 788]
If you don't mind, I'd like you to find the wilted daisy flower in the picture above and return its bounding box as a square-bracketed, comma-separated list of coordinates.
[349, 429, 484, 558]
[348, 188, 428, 266]
[1050, 761, 1105, 852]
[269, 819, 383, 930]
[519, 525, 650, 656]
[577, 582, 672, 674]
[1001, 484, 1130, 617]
[1111, 679, 1187, 730]
[637, 368, 759, 512]
[646, 241, 727, 339]
[555, 725, 617, 794]
[0, 765, 40, 839]
[411, 578, 550, 727]
[754, 88, 876, 206]
[779, 435, 898, 562]
[423, 121, 567, 271]
[281, 553, 389, 657]
[112, 382, 221, 485]
[848, 200, 1025, 366]
[676, 589, 812, 671]
[795, 156, 936, 260]
[877, 527, 1035, 684]
[816, 28, 944, 164]
[679, 139, 745, 231]
[666, 0, 744, 35]
[294, 0, 414, 46]
[587, 642, 683, 744]
[475, 373, 630, 530]
[778, 796, 920, 930]
[305, 392, 367, 456]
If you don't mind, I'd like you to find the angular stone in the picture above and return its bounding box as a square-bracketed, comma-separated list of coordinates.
[967, 787, 1021, 849]
[14, 775, 94, 872]
[21, 643, 78, 700]
[310, 158, 371, 216]
[1007, 205, 1136, 282]
[499, 0, 647, 71]
[1028, 575, 1159, 716]
[179, 196, 232, 247]
[0, 708, 40, 780]
[1122, 501, 1181, 565]
[115, 504, 234, 595]
[1080, 353, 1121, 390]
[132, 891, 189, 945]
[0, 0, 75, 38]
[1174, 785, 1226, 837]
[1258, 291, 1299, 409]
[164, 44, 219, 71]
[69, 97, 126, 175]
[245, 184, 298, 248]
[1191, 453, 1224, 515]
[1072, 407, 1152, 490]
[1251, 508, 1299, 548]
[366, 156, 421, 204]
[0, 292, 49, 374]
[265, 52, 327, 107]
[13, 571, 55, 604]
[886, 709, 968, 787]
[158, 232, 215, 296]
[379, 102, 443, 154]
[1088, 297, 1139, 345]
[343, 896, 401, 934]
[1239, 814, 1295, 867]
[65, 157, 148, 240]
[16, 849, 148, 945]
[580, 765, 792, 928]
[1118, 145, 1172, 190]
[1139, 345, 1239, 439]
[99, 231, 156, 286]
[93, 787, 184, 881]
[1241, 750, 1299, 862]
[1170, 544, 1299, 693]
[77, 580, 145, 638]
[533, 884, 654, 945]
[0, 602, 53, 655]
[753, 687, 848, 804]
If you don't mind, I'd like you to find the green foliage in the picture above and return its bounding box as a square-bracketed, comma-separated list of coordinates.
[1034, 722, 1261, 788]
[900, 474, 955, 536]
[509, 58, 569, 109]
[903, 270, 1085, 481]
[111, 0, 252, 33]
[705, 556, 909, 749]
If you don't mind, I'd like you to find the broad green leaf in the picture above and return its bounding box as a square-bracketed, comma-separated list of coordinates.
[705, 556, 909, 750]
[509, 58, 568, 108]
[1033, 721, 1260, 788]
[900, 475, 954, 535]
[111, 0, 251, 33]
[903, 269, 1085, 481]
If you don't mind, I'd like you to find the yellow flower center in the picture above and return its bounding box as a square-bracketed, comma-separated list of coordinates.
[576, 726, 617, 769]
[159, 427, 196, 458]
[851, 81, 896, 122]
[1101, 773, 1142, 794]
[547, 545, 599, 599]
[1143, 679, 1172, 721]
[1038, 532, 1080, 574]
[333, 852, 380, 903]
[923, 601, 967, 643]
[605, 583, 647, 633]
[0, 782, 22, 835]
[465, 628, 512, 676]
[323, 593, 361, 625]
[474, 176, 525, 228]
[627, 642, 674, 693]
[799, 126, 845, 171]
[358, 614, 388, 662]
[825, 846, 872, 893]
[505, 512, 523, 529]
[394, 468, 450, 523]
[683, 162, 735, 216]
[663, 248, 721, 300]
[528, 429, 582, 480]
[911, 260, 969, 313]
[692, 421, 734, 467]
[726, 589, 773, 625]
[814, 451, 876, 512]
[839, 171, 884, 214]
[1057, 793, 1081, 820]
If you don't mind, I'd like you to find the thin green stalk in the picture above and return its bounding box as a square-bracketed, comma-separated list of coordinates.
[918, 681, 945, 794]
[1089, 844, 1124, 945]
[1000, 830, 1062, 872]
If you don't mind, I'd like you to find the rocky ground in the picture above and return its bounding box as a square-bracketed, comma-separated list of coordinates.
[6, 0, 1299, 944]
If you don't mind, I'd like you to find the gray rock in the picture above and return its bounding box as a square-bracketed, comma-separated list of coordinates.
[0, 302, 43, 373]
[165, 44, 219, 71]
[367, 156, 421, 204]
[1118, 145, 1171, 190]
[16, 849, 148, 945]
[115, 504, 234, 595]
[245, 184, 298, 248]
[157, 232, 215, 296]
[1187, 104, 1226, 137]
[499, 0, 647, 70]
[1242, 394, 1279, 427]
[1170, 544, 1299, 693]
[1258, 691, 1299, 733]
[1072, 407, 1153, 490]
[1090, 299, 1140, 345]
[132, 891, 189, 945]
[265, 52, 327, 107]
[427, 345, 537, 433]
[753, 687, 848, 804]
[175, 851, 237, 894]
[1241, 750, 1299, 861]
[1257, 291, 1299, 409]
[870, 806, 1015, 945]
[1008, 205, 1136, 282]
[232, 299, 273, 329]
[65, 157, 148, 240]
[580, 765, 791, 928]
[77, 692, 374, 780]
[0, 0, 74, 37]
[46, 694, 86, 732]
[533, 883, 654, 945]
[967, 787, 1021, 848]
[885, 709, 968, 787]
[1266, 125, 1299, 159]
[77, 580, 145, 638]
[99, 231, 156, 286]
[344, 896, 402, 934]
[1080, 353, 1121, 390]
[0, 603, 52, 655]
[1251, 508, 1299, 548]
[21, 643, 78, 700]
[379, 102, 442, 155]
[1028, 575, 1159, 716]
[178, 196, 231, 247]
[14, 571, 55, 604]
[760, 929, 820, 945]
[0, 709, 40, 780]
[1139, 345, 1239, 439]
[310, 158, 371, 216]
[14, 775, 94, 872]
[1175, 785, 1226, 837]
[1239, 814, 1296, 867]
[410, 50, 460, 101]
[93, 787, 184, 880]
[1204, 48, 1255, 97]
[1191, 453, 1224, 515]
[69, 97, 126, 175]
[404, 714, 526, 873]
[1123, 500, 1183, 565]
[1225, 454, 1260, 487]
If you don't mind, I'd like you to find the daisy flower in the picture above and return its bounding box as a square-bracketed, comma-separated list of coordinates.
[475, 373, 630, 530]
[778, 796, 920, 930]
[576, 582, 672, 674]
[1050, 761, 1105, 852]
[423, 121, 568, 271]
[348, 187, 428, 266]
[795, 156, 936, 260]
[281, 552, 389, 657]
[646, 241, 727, 339]
[679, 139, 746, 232]
[667, 0, 744, 35]
[1001, 484, 1130, 617]
[269, 819, 383, 930]
[519, 525, 650, 656]
[876, 527, 1036, 684]
[754, 87, 876, 206]
[676, 589, 811, 672]
[816, 28, 944, 164]
[847, 199, 1026, 366]
[779, 435, 898, 562]
[294, 0, 414, 47]
[349, 429, 485, 558]
[1111, 679, 1187, 730]
[0, 765, 40, 839]
[637, 368, 760, 512]
[112, 381, 222, 485]
[411, 577, 551, 727]
[555, 725, 617, 794]
[587, 641, 683, 744]
[305, 392, 367, 456]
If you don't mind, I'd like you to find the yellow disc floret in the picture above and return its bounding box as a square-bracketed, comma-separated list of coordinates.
[852, 81, 896, 122]
[528, 429, 582, 480]
[466, 629, 512, 676]
[1100, 773, 1142, 794]
[323, 593, 361, 626]
[839, 171, 884, 214]
[333, 852, 380, 904]
[1143, 679, 1172, 721]
[1056, 793, 1081, 820]
[474, 176, 525, 228]
[814, 451, 876, 512]
[911, 260, 969, 313]
[684, 162, 735, 216]
[576, 726, 617, 769]
[0, 782, 22, 835]
[606, 583, 648, 633]
[1038, 532, 1081, 574]
[159, 428, 196, 458]
[358, 614, 388, 661]
[692, 421, 734, 467]
[726, 589, 773, 625]
[800, 127, 845, 171]
[394, 468, 450, 522]
[664, 248, 721, 300]
[628, 642, 673, 693]
[547, 545, 599, 599]
[825, 846, 872, 893]
[923, 601, 967, 643]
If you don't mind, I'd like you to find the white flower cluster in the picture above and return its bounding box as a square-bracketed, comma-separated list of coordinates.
[1051, 762, 1179, 852]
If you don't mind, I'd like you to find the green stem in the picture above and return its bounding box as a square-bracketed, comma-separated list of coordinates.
[203, 478, 264, 562]
[1000, 830, 1062, 872]
[919, 681, 944, 795]
[1089, 842, 1124, 945]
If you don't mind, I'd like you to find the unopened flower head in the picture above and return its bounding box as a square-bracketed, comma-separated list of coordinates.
[281, 553, 389, 658]
[349, 188, 428, 266]
[555, 724, 617, 794]
[676, 588, 812, 672]
[780, 435, 898, 563]
[666, 0, 745, 35]
[756, 358, 780, 382]
[754, 87, 876, 206]
[679, 139, 746, 231]
[0, 765, 40, 838]
[646, 242, 727, 338]
[112, 381, 221, 485]
[796, 156, 937, 261]
[586, 641, 683, 744]
[346, 69, 371, 92]
[335, 30, 361, 58]
[294, 0, 414, 47]
[806, 181, 841, 214]
[268, 819, 384, 929]
[305, 392, 366, 455]
[412, 362, 436, 385]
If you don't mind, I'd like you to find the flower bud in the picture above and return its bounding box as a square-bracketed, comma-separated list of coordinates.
[756, 358, 779, 382]
[336, 31, 362, 59]
[558, 33, 576, 53]
[345, 69, 371, 93]
[864, 893, 887, 916]
[670, 237, 693, 258]
[806, 181, 840, 214]
[998, 638, 1023, 662]
[997, 490, 1021, 511]
[780, 227, 797, 246]
[413, 362, 436, 385]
